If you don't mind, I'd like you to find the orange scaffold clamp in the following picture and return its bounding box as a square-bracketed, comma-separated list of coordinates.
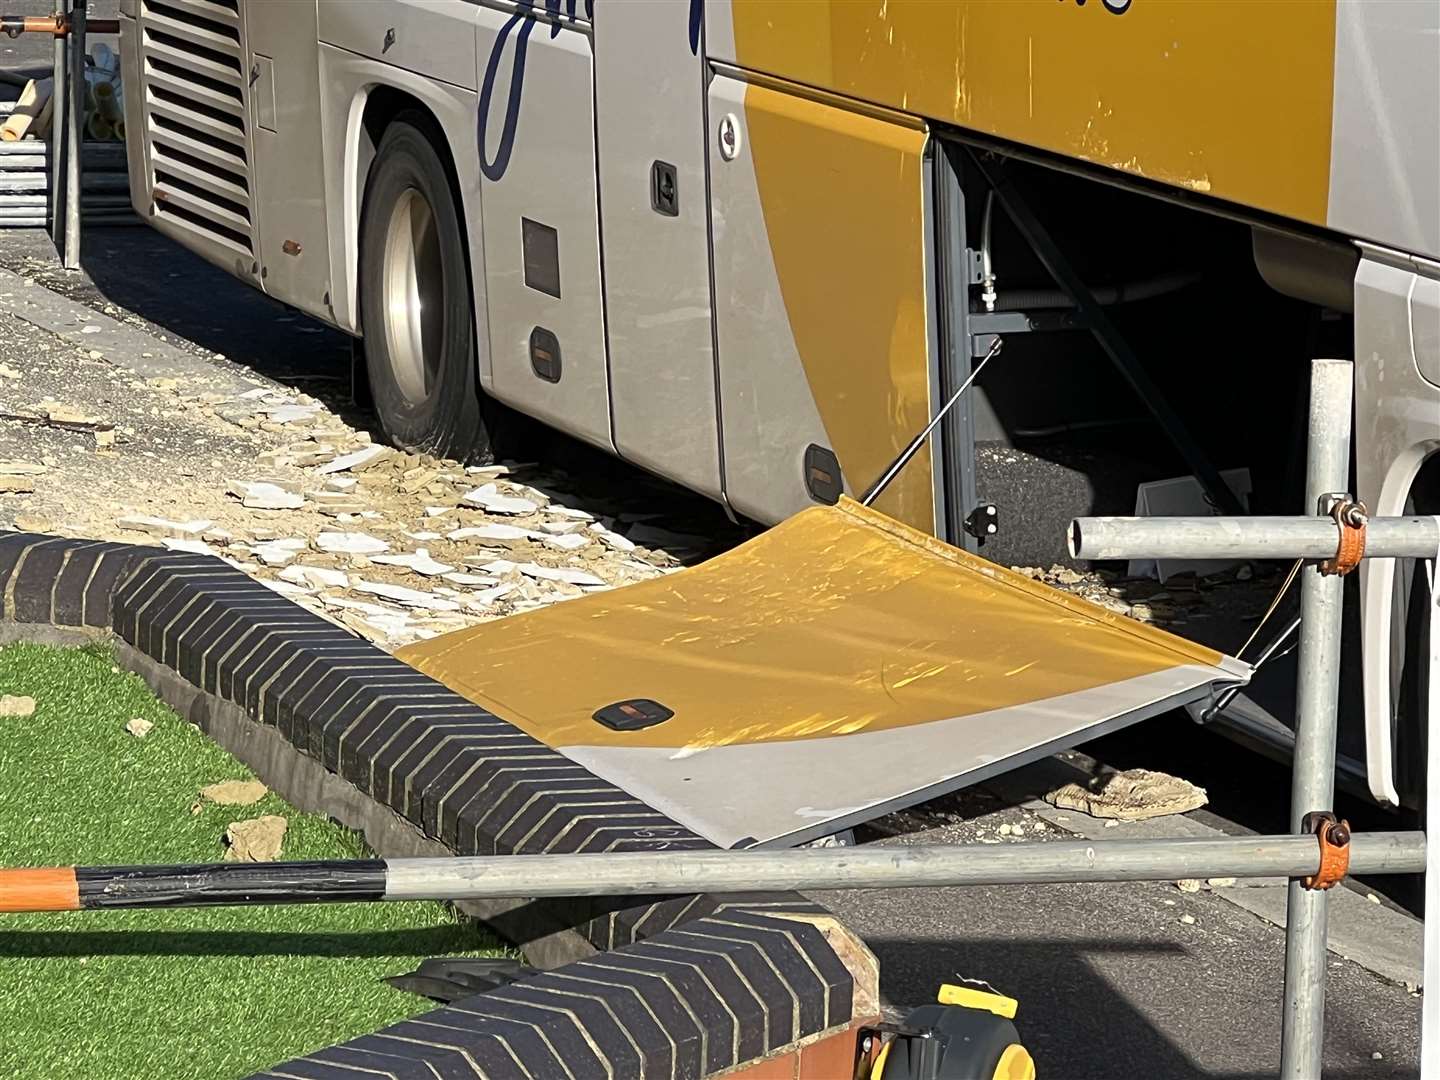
[1319, 497, 1368, 576]
[1300, 811, 1351, 890]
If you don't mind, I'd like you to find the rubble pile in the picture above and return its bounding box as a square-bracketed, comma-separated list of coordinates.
[1007, 562, 1231, 629]
[112, 421, 685, 649]
[1, 361, 695, 652]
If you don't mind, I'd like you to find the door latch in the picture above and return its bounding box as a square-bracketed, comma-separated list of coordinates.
[650, 160, 678, 217]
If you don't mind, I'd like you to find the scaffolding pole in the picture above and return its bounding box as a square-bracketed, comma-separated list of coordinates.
[0, 832, 1424, 912]
[1069, 515, 1440, 562]
[48, 0, 66, 254]
[1280, 359, 1352, 1078]
[62, 0, 84, 269]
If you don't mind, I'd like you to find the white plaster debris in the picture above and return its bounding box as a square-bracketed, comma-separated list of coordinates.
[474, 559, 519, 576]
[247, 538, 308, 567]
[323, 476, 358, 492]
[544, 532, 591, 552]
[514, 562, 606, 587]
[371, 549, 454, 576]
[315, 532, 390, 555]
[443, 572, 498, 586]
[229, 480, 304, 510]
[424, 506, 454, 517]
[116, 515, 212, 539]
[162, 538, 215, 556]
[545, 506, 593, 521]
[590, 522, 637, 552]
[264, 404, 320, 425]
[320, 595, 396, 617]
[460, 483, 539, 515]
[262, 578, 314, 597]
[404, 530, 443, 542]
[351, 578, 462, 611]
[464, 582, 519, 608]
[316, 444, 394, 475]
[279, 565, 350, 589]
[306, 490, 367, 515]
[446, 523, 544, 545]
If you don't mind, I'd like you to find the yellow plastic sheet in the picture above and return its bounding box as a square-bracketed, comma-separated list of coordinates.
[400, 499, 1247, 847]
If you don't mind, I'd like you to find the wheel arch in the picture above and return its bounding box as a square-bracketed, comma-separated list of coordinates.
[317, 47, 488, 375]
[1355, 249, 1440, 805]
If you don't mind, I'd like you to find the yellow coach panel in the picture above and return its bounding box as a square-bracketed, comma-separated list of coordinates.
[727, 0, 1337, 226]
[400, 498, 1246, 847]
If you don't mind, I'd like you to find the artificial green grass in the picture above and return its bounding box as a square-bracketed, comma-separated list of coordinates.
[0, 641, 503, 1080]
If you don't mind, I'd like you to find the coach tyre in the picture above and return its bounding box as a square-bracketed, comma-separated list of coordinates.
[359, 111, 499, 463]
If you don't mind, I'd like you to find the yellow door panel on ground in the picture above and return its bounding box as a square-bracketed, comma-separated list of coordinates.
[723, 0, 1336, 226]
[400, 498, 1246, 847]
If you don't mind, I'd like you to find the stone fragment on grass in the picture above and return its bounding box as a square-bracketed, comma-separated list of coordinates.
[125, 717, 154, 738]
[200, 779, 268, 806]
[223, 815, 287, 862]
[0, 694, 36, 717]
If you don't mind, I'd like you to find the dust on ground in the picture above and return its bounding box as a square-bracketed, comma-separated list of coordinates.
[0, 298, 722, 651]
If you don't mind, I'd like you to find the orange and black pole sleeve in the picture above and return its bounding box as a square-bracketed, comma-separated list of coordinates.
[0, 861, 388, 912]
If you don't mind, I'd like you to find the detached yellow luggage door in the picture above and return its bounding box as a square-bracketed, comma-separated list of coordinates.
[400, 499, 1249, 848]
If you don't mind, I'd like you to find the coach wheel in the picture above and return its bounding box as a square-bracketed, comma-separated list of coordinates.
[359, 111, 502, 463]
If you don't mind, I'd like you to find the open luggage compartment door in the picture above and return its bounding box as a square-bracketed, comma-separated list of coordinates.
[399, 498, 1250, 848]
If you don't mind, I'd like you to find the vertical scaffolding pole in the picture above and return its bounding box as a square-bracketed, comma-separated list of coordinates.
[63, 0, 86, 269]
[49, 0, 69, 253]
[1280, 359, 1354, 1078]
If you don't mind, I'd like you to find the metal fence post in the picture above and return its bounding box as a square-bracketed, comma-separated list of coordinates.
[1280, 358, 1354, 1078]
[63, 0, 86, 269]
[49, 0, 69, 252]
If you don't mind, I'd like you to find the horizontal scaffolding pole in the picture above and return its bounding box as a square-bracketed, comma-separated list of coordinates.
[1069, 515, 1440, 562]
[0, 832, 1424, 911]
[384, 832, 1423, 900]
